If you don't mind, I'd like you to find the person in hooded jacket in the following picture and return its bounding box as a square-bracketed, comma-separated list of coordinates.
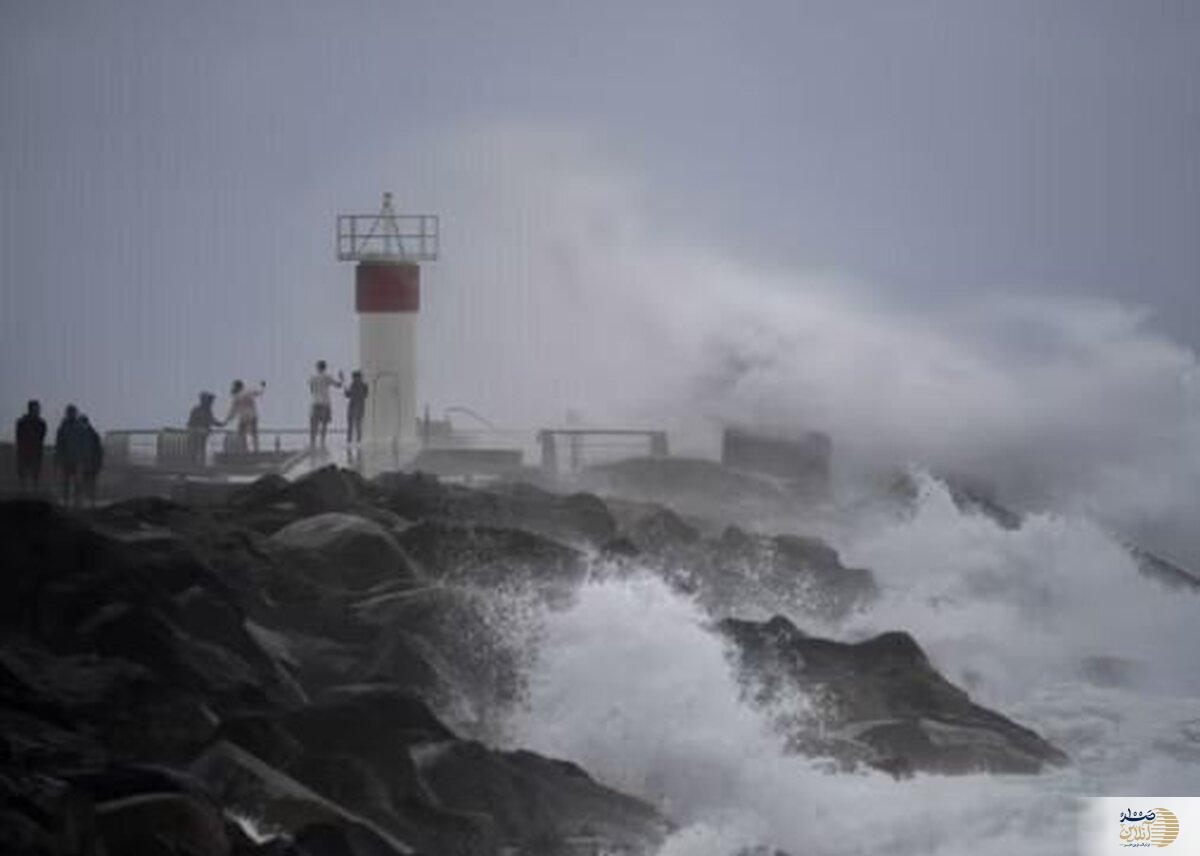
[187, 391, 224, 467]
[54, 405, 82, 505]
[77, 415, 104, 507]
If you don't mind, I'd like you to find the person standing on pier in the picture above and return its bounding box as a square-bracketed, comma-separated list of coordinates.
[15, 400, 47, 491]
[345, 370, 368, 445]
[308, 360, 343, 450]
[226, 380, 266, 453]
[187, 391, 224, 467]
[77, 415, 104, 507]
[54, 405, 82, 505]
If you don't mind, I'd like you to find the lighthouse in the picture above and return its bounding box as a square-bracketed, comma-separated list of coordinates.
[336, 193, 439, 444]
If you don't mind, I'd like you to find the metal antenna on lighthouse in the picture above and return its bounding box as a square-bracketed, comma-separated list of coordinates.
[370, 191, 404, 257]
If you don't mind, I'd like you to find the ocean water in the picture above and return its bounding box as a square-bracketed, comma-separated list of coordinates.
[507, 474, 1200, 855]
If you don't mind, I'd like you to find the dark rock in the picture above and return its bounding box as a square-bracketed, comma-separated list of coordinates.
[354, 587, 532, 729]
[229, 474, 291, 509]
[1, 499, 303, 718]
[0, 488, 669, 856]
[880, 471, 1023, 531]
[600, 537, 640, 558]
[95, 791, 230, 856]
[286, 685, 454, 750]
[279, 685, 472, 847]
[627, 507, 700, 554]
[941, 474, 1023, 531]
[358, 626, 442, 698]
[268, 514, 418, 592]
[1129, 545, 1200, 591]
[236, 467, 357, 516]
[189, 741, 420, 855]
[719, 615, 1068, 775]
[226, 467, 361, 534]
[293, 821, 415, 856]
[0, 642, 217, 764]
[417, 741, 670, 853]
[634, 525, 875, 623]
[373, 472, 617, 546]
[286, 467, 358, 515]
[0, 770, 97, 856]
[0, 706, 108, 772]
[395, 520, 585, 592]
[217, 715, 306, 771]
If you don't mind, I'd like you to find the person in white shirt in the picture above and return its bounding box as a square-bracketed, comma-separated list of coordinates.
[308, 360, 343, 449]
[226, 379, 266, 453]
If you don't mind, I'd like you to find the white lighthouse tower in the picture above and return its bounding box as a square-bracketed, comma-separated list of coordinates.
[336, 193, 439, 445]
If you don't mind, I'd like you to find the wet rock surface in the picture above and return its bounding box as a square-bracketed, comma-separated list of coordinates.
[607, 509, 877, 622]
[719, 614, 1069, 776]
[0, 490, 667, 856]
[0, 465, 1072, 854]
[268, 513, 418, 592]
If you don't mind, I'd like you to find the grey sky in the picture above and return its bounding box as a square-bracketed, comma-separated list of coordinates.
[2, 0, 1199, 444]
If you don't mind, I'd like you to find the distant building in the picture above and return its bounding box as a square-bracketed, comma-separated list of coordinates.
[720, 427, 832, 499]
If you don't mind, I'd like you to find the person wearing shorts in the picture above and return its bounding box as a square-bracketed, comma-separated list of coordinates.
[308, 360, 343, 449]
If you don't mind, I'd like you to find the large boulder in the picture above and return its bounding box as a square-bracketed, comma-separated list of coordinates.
[417, 741, 670, 854]
[0, 500, 298, 752]
[285, 684, 454, 751]
[1128, 545, 1200, 591]
[625, 506, 701, 554]
[190, 741, 421, 856]
[395, 520, 584, 593]
[95, 791, 230, 856]
[0, 642, 217, 764]
[269, 514, 417, 592]
[373, 472, 617, 546]
[701, 528, 875, 621]
[226, 466, 363, 534]
[0, 768, 98, 856]
[719, 615, 1068, 776]
[618, 522, 875, 623]
[354, 586, 534, 731]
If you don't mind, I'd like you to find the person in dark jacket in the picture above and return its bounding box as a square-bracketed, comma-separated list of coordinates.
[77, 415, 104, 507]
[344, 370, 369, 445]
[187, 391, 224, 467]
[54, 404, 82, 505]
[15, 400, 48, 491]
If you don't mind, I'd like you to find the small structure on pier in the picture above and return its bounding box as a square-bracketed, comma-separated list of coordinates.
[537, 428, 669, 476]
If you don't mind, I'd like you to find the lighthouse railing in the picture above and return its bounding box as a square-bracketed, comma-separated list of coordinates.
[336, 213, 439, 261]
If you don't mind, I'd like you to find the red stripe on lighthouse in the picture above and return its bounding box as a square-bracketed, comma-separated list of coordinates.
[355, 262, 420, 312]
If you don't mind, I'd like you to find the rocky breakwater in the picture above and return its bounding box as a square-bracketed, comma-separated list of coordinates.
[0, 463, 1076, 854]
[0, 466, 670, 856]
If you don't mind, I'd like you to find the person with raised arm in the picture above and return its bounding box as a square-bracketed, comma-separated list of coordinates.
[226, 379, 266, 453]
